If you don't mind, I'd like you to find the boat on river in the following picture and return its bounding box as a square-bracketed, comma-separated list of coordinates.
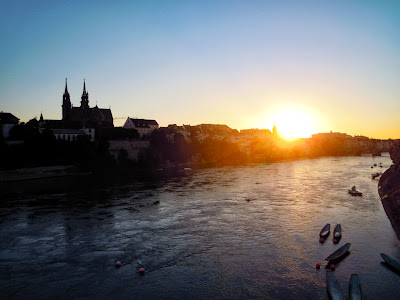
[320, 224, 330, 238]
[381, 253, 400, 272]
[325, 243, 351, 261]
[348, 186, 362, 196]
[326, 271, 345, 300]
[349, 274, 362, 300]
[371, 172, 382, 179]
[333, 224, 341, 239]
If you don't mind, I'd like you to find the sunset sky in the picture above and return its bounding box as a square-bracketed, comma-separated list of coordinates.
[1, 0, 399, 139]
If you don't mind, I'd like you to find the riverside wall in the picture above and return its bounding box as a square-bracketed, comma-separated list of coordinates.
[378, 142, 400, 239]
[108, 140, 150, 161]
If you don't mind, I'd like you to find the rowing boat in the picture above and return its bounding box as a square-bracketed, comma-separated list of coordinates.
[325, 243, 351, 261]
[333, 224, 342, 239]
[349, 274, 362, 300]
[381, 253, 400, 272]
[348, 186, 362, 196]
[320, 223, 330, 237]
[326, 271, 345, 300]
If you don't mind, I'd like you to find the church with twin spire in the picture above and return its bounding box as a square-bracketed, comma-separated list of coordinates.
[62, 79, 113, 128]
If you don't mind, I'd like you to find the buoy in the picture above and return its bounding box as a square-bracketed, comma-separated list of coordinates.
[333, 239, 338, 244]
[319, 237, 325, 243]
[330, 264, 335, 270]
[115, 261, 121, 267]
[316, 263, 320, 269]
[139, 267, 145, 273]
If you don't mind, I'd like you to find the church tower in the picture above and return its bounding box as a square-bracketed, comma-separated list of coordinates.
[273, 122, 278, 135]
[81, 79, 89, 109]
[62, 78, 71, 120]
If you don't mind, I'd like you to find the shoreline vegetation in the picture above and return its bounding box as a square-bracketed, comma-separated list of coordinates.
[379, 143, 400, 240]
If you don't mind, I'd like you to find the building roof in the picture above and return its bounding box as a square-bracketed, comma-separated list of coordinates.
[0, 112, 19, 124]
[67, 106, 113, 127]
[128, 118, 158, 128]
[41, 120, 82, 129]
[99, 108, 113, 122]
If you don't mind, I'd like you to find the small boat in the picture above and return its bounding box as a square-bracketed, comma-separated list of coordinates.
[371, 172, 382, 179]
[333, 224, 342, 239]
[325, 243, 351, 261]
[326, 271, 345, 300]
[348, 186, 362, 196]
[320, 224, 331, 237]
[381, 253, 400, 272]
[349, 274, 362, 300]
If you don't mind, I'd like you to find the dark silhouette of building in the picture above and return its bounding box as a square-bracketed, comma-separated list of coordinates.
[0, 112, 19, 125]
[0, 112, 19, 138]
[62, 79, 113, 128]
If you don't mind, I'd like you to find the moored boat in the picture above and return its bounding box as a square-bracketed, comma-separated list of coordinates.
[381, 253, 400, 272]
[320, 223, 330, 238]
[349, 274, 362, 300]
[371, 172, 382, 179]
[348, 186, 362, 196]
[333, 224, 342, 239]
[326, 271, 345, 300]
[325, 243, 351, 261]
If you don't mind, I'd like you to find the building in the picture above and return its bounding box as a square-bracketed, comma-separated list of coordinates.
[39, 112, 96, 142]
[51, 128, 95, 142]
[62, 79, 113, 128]
[123, 117, 159, 138]
[37, 79, 111, 142]
[311, 131, 352, 140]
[0, 112, 19, 138]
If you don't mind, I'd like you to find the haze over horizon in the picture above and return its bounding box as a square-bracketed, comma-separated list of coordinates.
[1, 1, 399, 140]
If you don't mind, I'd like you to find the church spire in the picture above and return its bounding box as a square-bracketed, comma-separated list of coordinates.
[82, 79, 86, 95]
[81, 79, 89, 109]
[64, 78, 69, 94]
[62, 78, 71, 120]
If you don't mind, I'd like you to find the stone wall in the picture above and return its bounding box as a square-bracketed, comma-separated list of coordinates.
[378, 142, 400, 239]
[108, 140, 150, 161]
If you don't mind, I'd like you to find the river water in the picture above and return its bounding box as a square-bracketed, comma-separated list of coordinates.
[1, 154, 399, 299]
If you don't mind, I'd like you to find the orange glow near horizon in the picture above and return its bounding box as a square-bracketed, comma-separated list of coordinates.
[270, 106, 317, 141]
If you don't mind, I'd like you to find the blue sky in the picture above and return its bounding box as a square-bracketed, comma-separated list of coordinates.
[1, 0, 399, 138]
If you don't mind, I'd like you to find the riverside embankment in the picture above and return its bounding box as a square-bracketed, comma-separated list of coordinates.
[0, 165, 87, 182]
[379, 143, 400, 239]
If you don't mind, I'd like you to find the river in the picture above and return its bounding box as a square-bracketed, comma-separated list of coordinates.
[1, 154, 399, 299]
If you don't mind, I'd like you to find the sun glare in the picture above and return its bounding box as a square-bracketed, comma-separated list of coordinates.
[272, 107, 315, 140]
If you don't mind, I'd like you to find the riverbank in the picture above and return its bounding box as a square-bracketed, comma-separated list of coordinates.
[0, 164, 192, 196]
[379, 143, 400, 239]
[0, 165, 90, 182]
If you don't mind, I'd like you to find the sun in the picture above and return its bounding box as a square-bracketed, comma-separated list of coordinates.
[272, 107, 315, 140]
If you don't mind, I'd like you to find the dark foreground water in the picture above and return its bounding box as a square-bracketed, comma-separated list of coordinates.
[1, 154, 399, 299]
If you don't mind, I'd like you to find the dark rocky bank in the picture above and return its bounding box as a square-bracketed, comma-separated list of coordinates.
[379, 142, 400, 239]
